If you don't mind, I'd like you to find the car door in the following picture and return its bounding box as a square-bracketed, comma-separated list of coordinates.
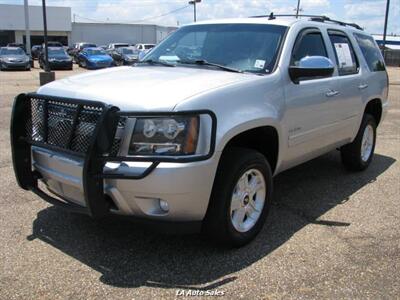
[282, 28, 339, 168]
[326, 29, 363, 142]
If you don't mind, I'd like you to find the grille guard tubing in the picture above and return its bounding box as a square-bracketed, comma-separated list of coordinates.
[10, 93, 217, 217]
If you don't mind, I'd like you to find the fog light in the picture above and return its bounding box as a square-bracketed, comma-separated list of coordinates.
[159, 199, 169, 212]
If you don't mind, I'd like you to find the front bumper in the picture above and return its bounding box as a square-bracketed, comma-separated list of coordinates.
[48, 61, 73, 70]
[11, 93, 218, 223]
[87, 60, 113, 69]
[1, 61, 30, 69]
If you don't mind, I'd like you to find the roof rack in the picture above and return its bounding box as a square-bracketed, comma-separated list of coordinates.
[250, 13, 363, 31]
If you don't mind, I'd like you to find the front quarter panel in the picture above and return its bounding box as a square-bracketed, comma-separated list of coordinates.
[175, 70, 286, 172]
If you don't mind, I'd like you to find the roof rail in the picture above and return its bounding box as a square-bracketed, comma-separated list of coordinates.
[250, 13, 363, 31]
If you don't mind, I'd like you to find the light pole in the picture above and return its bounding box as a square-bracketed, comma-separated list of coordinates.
[382, 0, 390, 59]
[188, 0, 201, 22]
[24, 0, 31, 56]
[39, 0, 55, 85]
[295, 0, 301, 18]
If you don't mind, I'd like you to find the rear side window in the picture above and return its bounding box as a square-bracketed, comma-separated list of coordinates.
[328, 31, 359, 75]
[291, 31, 328, 65]
[354, 33, 385, 72]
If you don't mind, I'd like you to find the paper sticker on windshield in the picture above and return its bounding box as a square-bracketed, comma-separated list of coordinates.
[254, 59, 266, 69]
[159, 55, 179, 62]
[334, 43, 354, 68]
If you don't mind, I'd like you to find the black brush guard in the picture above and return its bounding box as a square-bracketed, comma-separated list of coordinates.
[10, 93, 216, 218]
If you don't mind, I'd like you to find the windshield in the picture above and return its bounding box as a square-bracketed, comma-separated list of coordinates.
[0, 48, 25, 55]
[144, 45, 155, 49]
[144, 24, 287, 73]
[48, 48, 67, 56]
[115, 44, 129, 48]
[86, 49, 107, 55]
[121, 48, 137, 54]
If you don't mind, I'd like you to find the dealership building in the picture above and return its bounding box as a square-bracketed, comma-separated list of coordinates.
[0, 4, 176, 47]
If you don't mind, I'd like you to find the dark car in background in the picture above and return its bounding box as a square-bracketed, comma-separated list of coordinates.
[77, 47, 113, 69]
[39, 47, 72, 70]
[110, 46, 139, 65]
[68, 42, 97, 63]
[106, 43, 130, 53]
[6, 43, 26, 52]
[0, 47, 31, 71]
[43, 41, 63, 48]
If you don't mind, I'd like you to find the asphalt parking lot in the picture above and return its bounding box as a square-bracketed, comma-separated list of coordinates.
[0, 65, 399, 299]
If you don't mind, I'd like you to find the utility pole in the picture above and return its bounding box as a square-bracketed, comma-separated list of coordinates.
[188, 0, 201, 22]
[24, 0, 31, 55]
[382, 0, 390, 59]
[295, 0, 301, 18]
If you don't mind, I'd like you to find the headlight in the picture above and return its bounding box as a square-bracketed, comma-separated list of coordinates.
[129, 116, 199, 156]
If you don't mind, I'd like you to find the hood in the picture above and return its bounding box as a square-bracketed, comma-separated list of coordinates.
[87, 55, 112, 61]
[38, 65, 253, 111]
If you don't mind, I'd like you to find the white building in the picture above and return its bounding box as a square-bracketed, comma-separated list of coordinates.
[71, 22, 176, 46]
[0, 4, 177, 47]
[0, 4, 71, 46]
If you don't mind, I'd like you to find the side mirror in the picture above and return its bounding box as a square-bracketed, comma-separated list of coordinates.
[289, 56, 334, 82]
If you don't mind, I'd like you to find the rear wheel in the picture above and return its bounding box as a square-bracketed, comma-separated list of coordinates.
[203, 147, 273, 247]
[341, 114, 377, 171]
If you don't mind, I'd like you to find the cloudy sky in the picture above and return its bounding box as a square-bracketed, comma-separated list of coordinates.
[1, 0, 399, 34]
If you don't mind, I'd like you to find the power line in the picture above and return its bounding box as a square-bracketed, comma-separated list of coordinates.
[74, 4, 190, 24]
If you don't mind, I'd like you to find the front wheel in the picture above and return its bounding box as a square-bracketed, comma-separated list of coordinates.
[341, 114, 377, 171]
[203, 147, 273, 247]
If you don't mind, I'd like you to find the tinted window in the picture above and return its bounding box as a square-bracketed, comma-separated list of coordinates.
[328, 32, 358, 75]
[86, 49, 107, 55]
[48, 48, 67, 56]
[81, 43, 96, 49]
[115, 44, 129, 48]
[291, 32, 327, 65]
[354, 33, 385, 72]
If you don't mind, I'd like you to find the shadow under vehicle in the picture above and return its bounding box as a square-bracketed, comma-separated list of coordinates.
[27, 152, 395, 289]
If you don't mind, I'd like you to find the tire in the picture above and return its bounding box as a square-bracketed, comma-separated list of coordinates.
[203, 147, 273, 247]
[341, 114, 377, 171]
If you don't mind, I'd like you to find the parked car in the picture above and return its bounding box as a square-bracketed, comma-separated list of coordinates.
[110, 46, 140, 65]
[7, 43, 26, 52]
[39, 46, 73, 70]
[77, 47, 114, 69]
[31, 45, 42, 59]
[0, 47, 31, 70]
[68, 42, 97, 63]
[11, 16, 388, 246]
[135, 43, 155, 52]
[43, 41, 64, 48]
[106, 43, 130, 53]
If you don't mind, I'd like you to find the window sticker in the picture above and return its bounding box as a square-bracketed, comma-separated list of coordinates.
[334, 43, 354, 68]
[159, 55, 180, 62]
[254, 59, 266, 69]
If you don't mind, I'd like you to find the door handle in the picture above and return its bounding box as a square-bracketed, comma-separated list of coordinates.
[358, 84, 368, 90]
[326, 90, 339, 97]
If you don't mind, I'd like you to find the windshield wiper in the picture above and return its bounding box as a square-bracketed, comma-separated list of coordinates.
[178, 59, 243, 73]
[136, 59, 175, 67]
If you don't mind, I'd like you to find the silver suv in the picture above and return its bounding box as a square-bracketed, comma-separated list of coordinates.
[11, 15, 388, 246]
